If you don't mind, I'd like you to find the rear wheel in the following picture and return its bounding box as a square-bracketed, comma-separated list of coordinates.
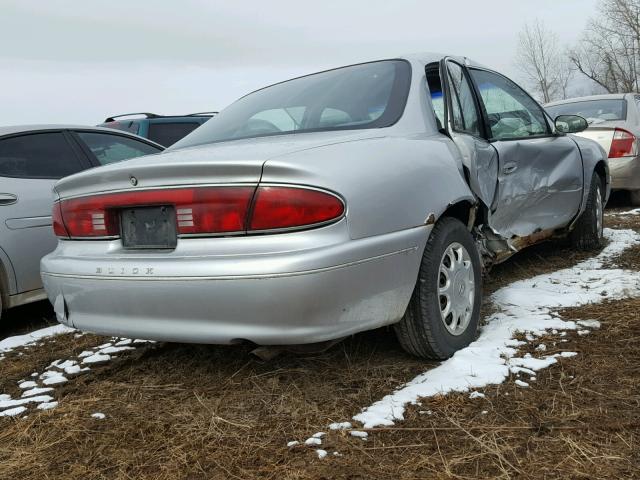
[630, 190, 640, 206]
[395, 217, 482, 359]
[570, 174, 604, 250]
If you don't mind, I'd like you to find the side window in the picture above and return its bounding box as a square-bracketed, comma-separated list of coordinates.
[425, 63, 445, 129]
[76, 132, 162, 166]
[447, 62, 481, 137]
[469, 69, 549, 140]
[147, 122, 200, 146]
[0, 132, 84, 179]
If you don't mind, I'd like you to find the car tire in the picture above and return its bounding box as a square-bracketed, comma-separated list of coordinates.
[630, 190, 640, 206]
[395, 217, 482, 360]
[570, 173, 604, 250]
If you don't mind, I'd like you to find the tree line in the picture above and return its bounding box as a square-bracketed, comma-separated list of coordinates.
[516, 0, 640, 103]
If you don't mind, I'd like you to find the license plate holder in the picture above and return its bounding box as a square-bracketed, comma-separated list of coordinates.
[121, 206, 177, 249]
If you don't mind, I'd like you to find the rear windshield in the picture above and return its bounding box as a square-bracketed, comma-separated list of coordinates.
[546, 99, 627, 123]
[171, 60, 411, 149]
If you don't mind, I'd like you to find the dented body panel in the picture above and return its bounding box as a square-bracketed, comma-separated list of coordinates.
[488, 136, 584, 238]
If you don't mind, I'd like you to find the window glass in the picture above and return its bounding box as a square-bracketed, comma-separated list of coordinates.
[425, 64, 445, 129]
[546, 99, 627, 123]
[76, 132, 161, 165]
[0, 132, 84, 179]
[469, 69, 549, 140]
[147, 122, 200, 146]
[447, 63, 481, 136]
[170, 60, 412, 149]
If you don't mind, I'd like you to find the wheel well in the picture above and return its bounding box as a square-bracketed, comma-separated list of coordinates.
[440, 200, 477, 228]
[0, 261, 8, 311]
[594, 161, 607, 195]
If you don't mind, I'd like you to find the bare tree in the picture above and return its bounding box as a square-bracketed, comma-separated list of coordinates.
[515, 20, 571, 102]
[569, 0, 640, 93]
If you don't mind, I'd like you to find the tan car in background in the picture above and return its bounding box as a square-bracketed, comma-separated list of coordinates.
[546, 94, 640, 205]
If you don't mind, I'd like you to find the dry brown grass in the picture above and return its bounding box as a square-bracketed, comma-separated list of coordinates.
[0, 207, 637, 479]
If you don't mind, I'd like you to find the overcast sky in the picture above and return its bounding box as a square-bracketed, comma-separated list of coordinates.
[0, 0, 600, 126]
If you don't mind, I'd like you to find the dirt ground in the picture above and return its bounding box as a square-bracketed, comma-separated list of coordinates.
[0, 199, 638, 480]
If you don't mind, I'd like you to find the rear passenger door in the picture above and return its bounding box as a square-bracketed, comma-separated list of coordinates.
[0, 131, 90, 294]
[439, 59, 499, 209]
[467, 68, 584, 238]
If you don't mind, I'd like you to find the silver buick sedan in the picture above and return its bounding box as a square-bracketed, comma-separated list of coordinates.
[41, 53, 609, 359]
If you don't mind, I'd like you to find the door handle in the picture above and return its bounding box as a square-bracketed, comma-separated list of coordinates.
[0, 193, 17, 205]
[502, 163, 517, 175]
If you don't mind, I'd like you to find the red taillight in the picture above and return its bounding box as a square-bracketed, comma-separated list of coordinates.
[55, 187, 254, 238]
[250, 186, 344, 231]
[52, 202, 70, 238]
[53, 185, 344, 239]
[609, 128, 637, 158]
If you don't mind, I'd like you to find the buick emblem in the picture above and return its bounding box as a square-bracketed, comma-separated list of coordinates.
[130, 176, 138, 186]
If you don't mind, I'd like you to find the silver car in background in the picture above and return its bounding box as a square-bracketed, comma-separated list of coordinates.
[42, 54, 608, 359]
[546, 94, 640, 205]
[0, 126, 163, 318]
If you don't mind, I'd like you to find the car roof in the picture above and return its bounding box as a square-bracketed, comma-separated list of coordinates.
[545, 93, 637, 107]
[102, 112, 217, 123]
[0, 124, 164, 148]
[230, 52, 492, 102]
[399, 52, 490, 70]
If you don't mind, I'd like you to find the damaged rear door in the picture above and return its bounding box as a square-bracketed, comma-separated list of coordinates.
[467, 68, 583, 238]
[437, 59, 499, 210]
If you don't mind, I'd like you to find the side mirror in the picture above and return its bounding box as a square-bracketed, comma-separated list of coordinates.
[554, 114, 588, 134]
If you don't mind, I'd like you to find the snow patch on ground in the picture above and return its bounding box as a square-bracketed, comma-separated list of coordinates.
[91, 412, 106, 420]
[21, 387, 54, 398]
[0, 337, 153, 418]
[0, 325, 74, 360]
[353, 229, 640, 428]
[0, 406, 27, 417]
[577, 320, 601, 329]
[329, 422, 352, 430]
[607, 208, 640, 216]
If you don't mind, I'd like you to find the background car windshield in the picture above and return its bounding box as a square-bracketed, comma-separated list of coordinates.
[171, 60, 411, 149]
[546, 99, 627, 123]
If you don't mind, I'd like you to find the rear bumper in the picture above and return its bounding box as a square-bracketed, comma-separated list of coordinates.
[41, 222, 428, 345]
[610, 156, 640, 191]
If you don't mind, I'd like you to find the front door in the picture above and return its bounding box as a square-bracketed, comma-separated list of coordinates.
[467, 68, 584, 238]
[0, 131, 89, 294]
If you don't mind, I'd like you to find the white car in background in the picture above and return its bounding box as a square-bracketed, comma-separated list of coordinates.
[546, 94, 640, 205]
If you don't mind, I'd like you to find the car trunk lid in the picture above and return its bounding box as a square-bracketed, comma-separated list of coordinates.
[54, 130, 380, 200]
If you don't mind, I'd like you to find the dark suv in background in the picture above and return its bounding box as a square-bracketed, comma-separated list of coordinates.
[98, 112, 216, 146]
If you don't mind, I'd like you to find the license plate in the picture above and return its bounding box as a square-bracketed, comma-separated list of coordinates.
[121, 206, 177, 249]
